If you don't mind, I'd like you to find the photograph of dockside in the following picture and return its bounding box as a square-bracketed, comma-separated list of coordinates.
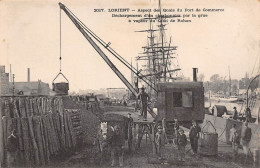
[0, 0, 259, 167]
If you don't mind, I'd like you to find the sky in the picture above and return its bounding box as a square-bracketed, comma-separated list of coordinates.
[0, 0, 259, 92]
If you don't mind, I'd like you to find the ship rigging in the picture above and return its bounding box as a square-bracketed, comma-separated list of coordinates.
[135, 0, 183, 97]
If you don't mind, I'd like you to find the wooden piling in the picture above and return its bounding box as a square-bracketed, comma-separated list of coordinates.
[4, 101, 10, 118]
[66, 111, 76, 147]
[0, 99, 4, 164]
[28, 116, 40, 165]
[21, 117, 31, 166]
[41, 116, 50, 163]
[52, 112, 61, 150]
[59, 112, 65, 149]
[19, 98, 26, 118]
[0, 96, 86, 166]
[33, 116, 45, 165]
[63, 111, 72, 148]
[48, 114, 59, 153]
[16, 118, 24, 165]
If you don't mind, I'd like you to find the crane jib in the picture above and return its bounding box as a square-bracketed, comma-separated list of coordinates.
[58, 2, 157, 118]
[59, 2, 157, 93]
[58, 2, 138, 97]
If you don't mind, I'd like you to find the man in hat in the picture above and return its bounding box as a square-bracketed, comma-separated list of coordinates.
[232, 106, 238, 120]
[155, 125, 168, 160]
[137, 86, 150, 120]
[189, 120, 201, 155]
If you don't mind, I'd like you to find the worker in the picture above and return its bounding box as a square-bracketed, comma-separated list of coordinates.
[123, 100, 127, 106]
[177, 129, 187, 161]
[95, 128, 105, 152]
[94, 127, 105, 165]
[109, 125, 124, 167]
[137, 86, 150, 121]
[230, 124, 239, 161]
[155, 125, 168, 160]
[174, 119, 180, 146]
[125, 113, 134, 153]
[232, 107, 238, 120]
[211, 107, 215, 115]
[6, 129, 19, 167]
[241, 122, 252, 164]
[245, 107, 252, 123]
[189, 120, 201, 155]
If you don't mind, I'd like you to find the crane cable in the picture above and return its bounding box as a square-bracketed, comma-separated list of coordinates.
[52, 8, 69, 85]
[59, 7, 62, 72]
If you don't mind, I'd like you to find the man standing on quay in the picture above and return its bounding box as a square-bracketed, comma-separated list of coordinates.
[241, 122, 252, 164]
[230, 124, 239, 161]
[189, 120, 201, 155]
[137, 86, 150, 121]
[109, 125, 124, 167]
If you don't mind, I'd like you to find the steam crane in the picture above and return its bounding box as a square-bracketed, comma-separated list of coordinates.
[58, 2, 157, 118]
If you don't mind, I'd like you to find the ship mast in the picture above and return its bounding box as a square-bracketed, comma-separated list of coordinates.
[228, 66, 231, 96]
[135, 0, 183, 95]
[158, 0, 166, 81]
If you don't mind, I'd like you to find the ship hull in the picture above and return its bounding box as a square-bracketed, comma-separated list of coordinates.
[219, 97, 238, 103]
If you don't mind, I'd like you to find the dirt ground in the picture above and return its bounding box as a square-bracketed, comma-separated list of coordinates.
[48, 137, 256, 168]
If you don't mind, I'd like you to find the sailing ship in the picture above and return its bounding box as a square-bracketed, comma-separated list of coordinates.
[133, 0, 183, 99]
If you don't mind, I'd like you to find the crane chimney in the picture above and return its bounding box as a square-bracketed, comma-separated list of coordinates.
[27, 68, 30, 82]
[193, 68, 198, 82]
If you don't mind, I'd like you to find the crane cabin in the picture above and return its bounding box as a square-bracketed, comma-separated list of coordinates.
[156, 81, 205, 122]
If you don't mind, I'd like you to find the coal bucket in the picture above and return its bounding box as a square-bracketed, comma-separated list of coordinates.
[52, 72, 69, 95]
[53, 82, 69, 95]
[198, 121, 218, 156]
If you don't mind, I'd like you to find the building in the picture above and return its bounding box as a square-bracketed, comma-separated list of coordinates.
[0, 65, 50, 96]
[0, 66, 10, 95]
[11, 80, 50, 96]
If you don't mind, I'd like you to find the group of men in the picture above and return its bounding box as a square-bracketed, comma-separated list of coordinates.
[94, 86, 254, 166]
[155, 120, 200, 162]
[232, 106, 252, 122]
[230, 122, 252, 164]
[95, 112, 134, 167]
[154, 119, 253, 165]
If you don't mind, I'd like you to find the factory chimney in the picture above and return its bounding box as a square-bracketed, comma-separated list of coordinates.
[27, 68, 30, 82]
[193, 68, 198, 82]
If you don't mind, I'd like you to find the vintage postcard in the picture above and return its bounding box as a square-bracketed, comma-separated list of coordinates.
[0, 0, 259, 167]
